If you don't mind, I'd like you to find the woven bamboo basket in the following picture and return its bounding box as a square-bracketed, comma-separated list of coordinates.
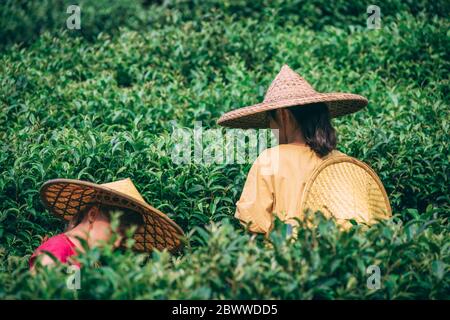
[299, 155, 392, 229]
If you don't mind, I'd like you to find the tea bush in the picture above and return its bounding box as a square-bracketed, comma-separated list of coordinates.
[0, 1, 448, 299]
[1, 212, 448, 299]
[1, 0, 449, 50]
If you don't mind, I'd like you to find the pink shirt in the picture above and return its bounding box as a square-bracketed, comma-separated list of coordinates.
[29, 233, 79, 268]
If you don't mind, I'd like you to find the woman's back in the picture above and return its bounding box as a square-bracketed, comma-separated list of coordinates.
[235, 143, 343, 234]
[219, 65, 388, 235]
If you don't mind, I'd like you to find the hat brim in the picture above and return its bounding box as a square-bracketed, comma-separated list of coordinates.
[217, 92, 368, 129]
[40, 179, 185, 253]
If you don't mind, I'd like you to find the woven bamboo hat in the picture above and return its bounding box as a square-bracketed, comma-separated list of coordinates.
[217, 64, 368, 129]
[40, 178, 184, 253]
[300, 154, 392, 228]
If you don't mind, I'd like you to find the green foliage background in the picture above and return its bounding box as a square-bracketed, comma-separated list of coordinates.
[0, 0, 449, 299]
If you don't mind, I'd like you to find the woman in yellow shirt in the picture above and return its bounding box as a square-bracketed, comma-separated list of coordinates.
[217, 64, 375, 235]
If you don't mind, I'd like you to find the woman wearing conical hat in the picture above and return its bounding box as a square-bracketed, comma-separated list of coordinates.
[218, 65, 391, 234]
[30, 178, 184, 269]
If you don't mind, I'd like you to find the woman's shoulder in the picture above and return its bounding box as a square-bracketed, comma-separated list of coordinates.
[255, 145, 349, 170]
[256, 143, 312, 161]
[254, 145, 281, 164]
[33, 233, 75, 255]
[260, 144, 347, 157]
[327, 149, 347, 158]
[29, 233, 76, 267]
[252, 144, 310, 175]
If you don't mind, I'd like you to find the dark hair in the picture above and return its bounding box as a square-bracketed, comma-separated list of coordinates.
[66, 204, 144, 235]
[271, 102, 337, 157]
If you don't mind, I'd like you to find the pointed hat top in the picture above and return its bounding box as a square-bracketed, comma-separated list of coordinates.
[101, 178, 146, 204]
[263, 65, 316, 103]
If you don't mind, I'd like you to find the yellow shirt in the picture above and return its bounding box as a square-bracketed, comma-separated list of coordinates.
[235, 143, 343, 234]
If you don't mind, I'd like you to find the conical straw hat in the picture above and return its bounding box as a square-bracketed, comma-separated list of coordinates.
[217, 64, 368, 129]
[40, 178, 184, 253]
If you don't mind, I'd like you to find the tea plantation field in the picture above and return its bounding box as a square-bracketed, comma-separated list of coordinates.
[0, 0, 448, 299]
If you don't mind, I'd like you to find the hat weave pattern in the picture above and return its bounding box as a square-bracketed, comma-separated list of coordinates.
[41, 179, 184, 253]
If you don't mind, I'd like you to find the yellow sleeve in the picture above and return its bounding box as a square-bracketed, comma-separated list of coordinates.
[235, 154, 274, 234]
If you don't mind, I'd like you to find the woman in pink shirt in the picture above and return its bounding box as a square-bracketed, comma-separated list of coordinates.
[29, 204, 140, 269]
[30, 178, 185, 270]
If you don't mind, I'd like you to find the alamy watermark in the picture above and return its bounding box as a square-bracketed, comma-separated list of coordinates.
[66, 265, 81, 290]
[66, 5, 81, 30]
[366, 265, 381, 290]
[170, 122, 280, 173]
[367, 5, 381, 29]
